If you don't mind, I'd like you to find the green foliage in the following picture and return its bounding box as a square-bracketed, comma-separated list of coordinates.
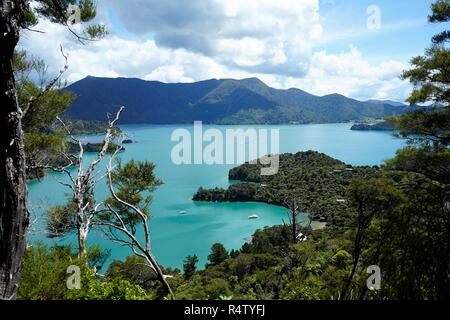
[106, 256, 181, 299]
[183, 255, 199, 280]
[102, 159, 162, 231]
[46, 159, 159, 243]
[187, 151, 448, 300]
[45, 191, 94, 239]
[24, 132, 66, 156]
[346, 178, 405, 219]
[169, 226, 353, 300]
[401, 46, 450, 106]
[388, 107, 450, 148]
[393, 1, 450, 152]
[430, 0, 450, 22]
[194, 183, 258, 202]
[194, 151, 383, 227]
[350, 120, 396, 131]
[65, 76, 415, 125]
[18, 243, 153, 300]
[13, 50, 116, 182]
[24, 131, 69, 179]
[353, 173, 449, 299]
[280, 285, 322, 300]
[217, 106, 314, 125]
[20, 82, 75, 132]
[33, 0, 107, 40]
[385, 147, 450, 183]
[175, 274, 233, 300]
[242, 225, 291, 255]
[85, 24, 107, 39]
[18, 242, 82, 300]
[429, 0, 450, 43]
[66, 270, 150, 300]
[380, 4, 450, 299]
[16, 1, 450, 301]
[331, 250, 352, 269]
[207, 243, 229, 267]
[66, 141, 123, 153]
[14, 50, 75, 133]
[49, 115, 114, 135]
[23, 178, 447, 301]
[107, 256, 155, 289]
[46, 202, 77, 237]
[13, 50, 74, 179]
[8, 0, 108, 180]
[13, 50, 33, 78]
[18, 242, 108, 300]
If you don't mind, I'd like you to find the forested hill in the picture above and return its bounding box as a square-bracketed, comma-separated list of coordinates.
[193, 151, 382, 227]
[64, 76, 418, 124]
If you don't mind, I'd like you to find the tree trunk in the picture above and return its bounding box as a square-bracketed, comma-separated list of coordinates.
[341, 232, 362, 300]
[145, 250, 175, 299]
[340, 203, 366, 300]
[292, 214, 297, 244]
[77, 222, 87, 258]
[76, 197, 88, 258]
[0, 12, 29, 299]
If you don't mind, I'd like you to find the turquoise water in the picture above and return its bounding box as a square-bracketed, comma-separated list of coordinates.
[28, 123, 404, 269]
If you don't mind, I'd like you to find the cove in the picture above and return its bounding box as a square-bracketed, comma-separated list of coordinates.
[27, 123, 404, 269]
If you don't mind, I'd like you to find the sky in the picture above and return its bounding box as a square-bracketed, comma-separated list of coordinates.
[19, 0, 447, 102]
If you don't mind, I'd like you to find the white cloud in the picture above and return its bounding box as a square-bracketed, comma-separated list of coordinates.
[18, 1, 412, 102]
[144, 65, 192, 83]
[106, 0, 322, 77]
[217, 37, 267, 67]
[280, 47, 411, 101]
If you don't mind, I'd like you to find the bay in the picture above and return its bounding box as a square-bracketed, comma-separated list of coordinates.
[28, 123, 404, 269]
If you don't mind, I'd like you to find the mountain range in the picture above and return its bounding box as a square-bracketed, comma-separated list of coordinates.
[64, 76, 419, 124]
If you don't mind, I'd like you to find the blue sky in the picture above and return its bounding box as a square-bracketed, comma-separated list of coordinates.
[20, 0, 448, 102]
[318, 0, 445, 61]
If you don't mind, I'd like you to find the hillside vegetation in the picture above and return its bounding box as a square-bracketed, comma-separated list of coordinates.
[193, 151, 382, 226]
[64, 77, 420, 124]
[350, 120, 397, 131]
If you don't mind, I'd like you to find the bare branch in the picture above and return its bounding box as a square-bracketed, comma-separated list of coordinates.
[21, 45, 69, 117]
[24, 27, 45, 34]
[82, 107, 124, 192]
[100, 149, 175, 299]
[40, 107, 124, 258]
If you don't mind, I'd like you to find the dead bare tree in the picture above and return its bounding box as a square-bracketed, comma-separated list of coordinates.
[283, 198, 310, 244]
[32, 106, 124, 257]
[32, 105, 174, 298]
[98, 151, 175, 299]
[65, 107, 123, 257]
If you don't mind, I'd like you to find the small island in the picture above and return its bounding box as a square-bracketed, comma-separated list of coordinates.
[27, 118, 125, 180]
[193, 151, 381, 227]
[350, 120, 396, 131]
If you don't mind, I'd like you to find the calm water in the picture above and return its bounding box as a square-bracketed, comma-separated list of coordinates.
[28, 123, 404, 269]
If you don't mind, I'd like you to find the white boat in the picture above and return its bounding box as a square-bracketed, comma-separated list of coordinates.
[179, 210, 187, 214]
[248, 214, 259, 219]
